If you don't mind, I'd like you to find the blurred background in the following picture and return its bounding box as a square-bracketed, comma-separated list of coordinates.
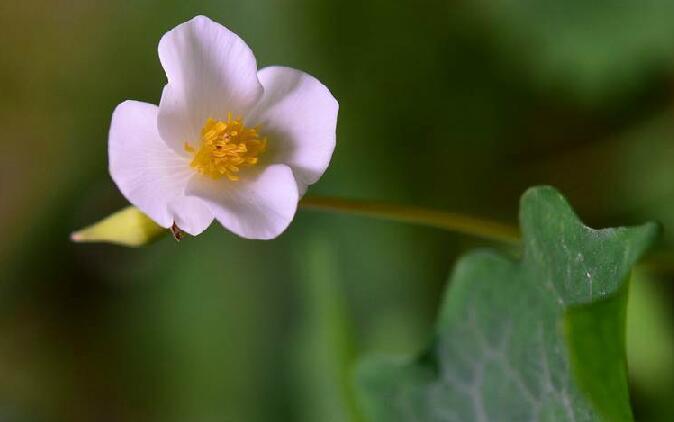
[1, 0, 673, 420]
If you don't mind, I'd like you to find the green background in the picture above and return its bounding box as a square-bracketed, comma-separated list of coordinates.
[0, 0, 672, 420]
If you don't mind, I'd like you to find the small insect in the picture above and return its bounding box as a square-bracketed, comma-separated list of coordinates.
[170, 223, 184, 241]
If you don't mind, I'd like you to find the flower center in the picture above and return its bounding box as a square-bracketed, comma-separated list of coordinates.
[184, 114, 267, 181]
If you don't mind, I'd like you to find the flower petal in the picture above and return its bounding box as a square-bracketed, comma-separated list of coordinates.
[157, 15, 263, 152]
[167, 196, 214, 236]
[249, 66, 338, 193]
[186, 165, 299, 239]
[108, 100, 213, 235]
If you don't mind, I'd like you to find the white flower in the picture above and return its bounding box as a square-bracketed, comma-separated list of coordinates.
[109, 16, 338, 239]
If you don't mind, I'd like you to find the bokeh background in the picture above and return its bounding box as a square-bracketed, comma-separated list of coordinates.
[1, 0, 673, 420]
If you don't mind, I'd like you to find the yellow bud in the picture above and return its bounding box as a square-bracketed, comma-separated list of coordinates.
[70, 206, 165, 247]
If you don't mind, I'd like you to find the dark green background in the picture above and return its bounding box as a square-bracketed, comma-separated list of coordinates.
[0, 1, 672, 420]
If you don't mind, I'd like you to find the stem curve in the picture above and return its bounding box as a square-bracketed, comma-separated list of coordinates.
[300, 196, 520, 244]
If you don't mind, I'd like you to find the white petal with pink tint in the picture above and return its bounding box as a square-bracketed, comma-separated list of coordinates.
[108, 100, 213, 235]
[186, 165, 299, 239]
[250, 66, 338, 193]
[157, 15, 263, 153]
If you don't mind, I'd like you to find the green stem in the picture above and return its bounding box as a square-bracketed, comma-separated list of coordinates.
[300, 196, 520, 245]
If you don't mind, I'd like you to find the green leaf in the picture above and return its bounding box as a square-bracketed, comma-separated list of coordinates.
[356, 186, 659, 421]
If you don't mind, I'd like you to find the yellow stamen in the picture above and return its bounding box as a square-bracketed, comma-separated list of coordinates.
[184, 114, 266, 181]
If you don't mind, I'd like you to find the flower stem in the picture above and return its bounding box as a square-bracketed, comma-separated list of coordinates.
[300, 196, 520, 245]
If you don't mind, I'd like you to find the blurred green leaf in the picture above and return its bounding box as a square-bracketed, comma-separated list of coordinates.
[626, 271, 674, 420]
[290, 237, 362, 422]
[356, 186, 659, 421]
[627, 271, 673, 390]
[477, 0, 674, 104]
